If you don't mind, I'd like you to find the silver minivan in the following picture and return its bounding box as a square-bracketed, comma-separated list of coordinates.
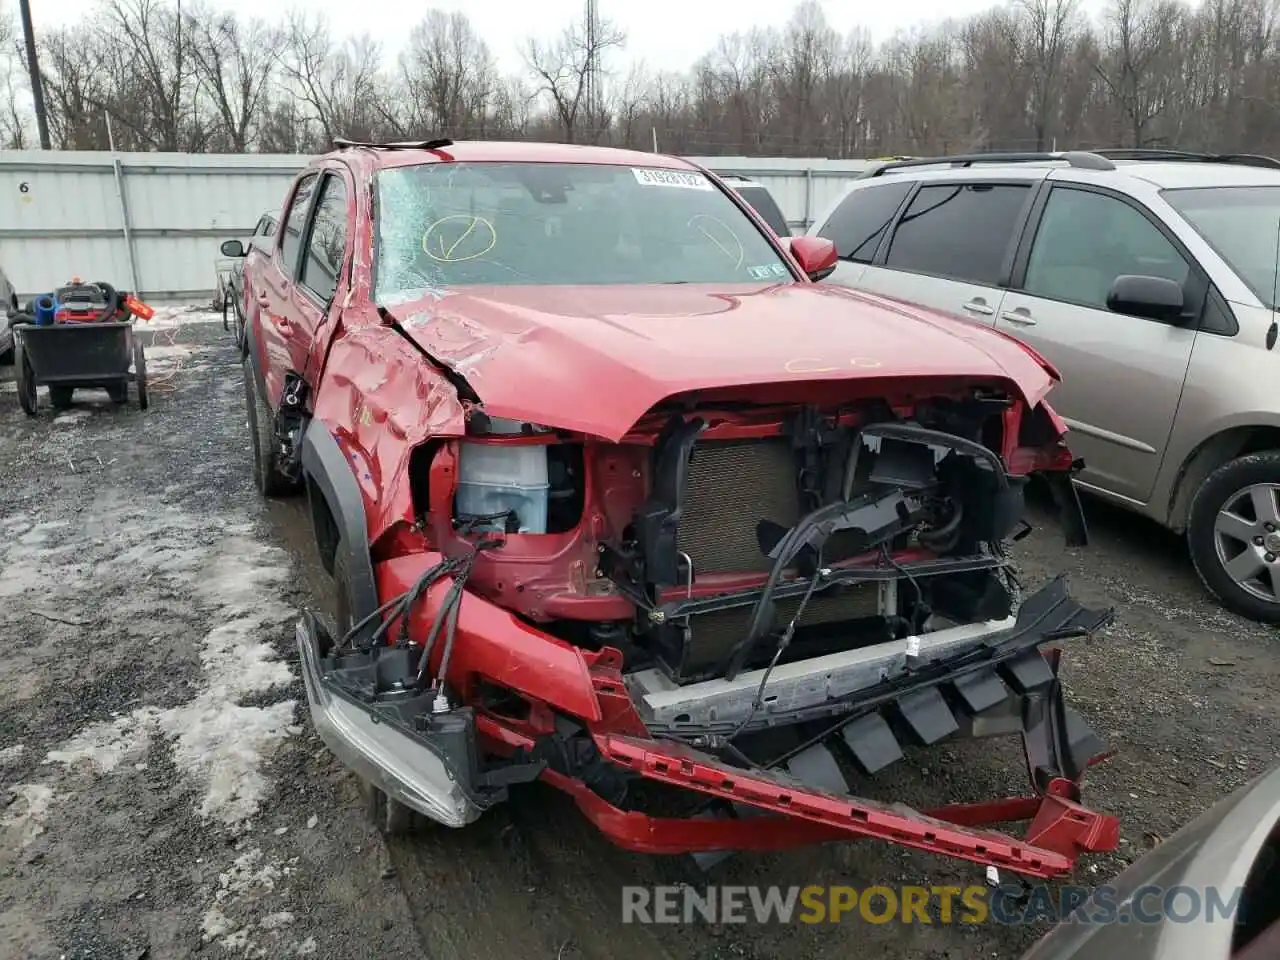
[809, 149, 1280, 623]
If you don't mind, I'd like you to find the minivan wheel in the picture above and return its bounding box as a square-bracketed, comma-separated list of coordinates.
[1187, 452, 1280, 623]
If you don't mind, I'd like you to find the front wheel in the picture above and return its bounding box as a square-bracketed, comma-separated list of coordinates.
[241, 356, 296, 498]
[1188, 451, 1280, 623]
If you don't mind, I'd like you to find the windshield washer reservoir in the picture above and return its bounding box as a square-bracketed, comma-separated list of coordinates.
[455, 442, 550, 534]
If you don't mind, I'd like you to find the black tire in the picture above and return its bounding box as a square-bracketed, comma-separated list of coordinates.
[1187, 451, 1280, 623]
[15, 337, 36, 416]
[133, 341, 148, 410]
[241, 355, 295, 497]
[221, 285, 231, 331]
[333, 544, 418, 837]
[49, 386, 74, 410]
[107, 382, 127, 404]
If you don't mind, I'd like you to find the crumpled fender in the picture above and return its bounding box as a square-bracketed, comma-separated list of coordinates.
[307, 318, 467, 563]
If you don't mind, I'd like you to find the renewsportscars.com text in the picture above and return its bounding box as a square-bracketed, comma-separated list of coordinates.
[621, 884, 1243, 926]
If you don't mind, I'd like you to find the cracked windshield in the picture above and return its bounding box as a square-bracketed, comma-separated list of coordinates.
[374, 161, 791, 297]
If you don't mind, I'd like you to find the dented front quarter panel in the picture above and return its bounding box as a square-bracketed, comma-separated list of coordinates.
[310, 305, 467, 548]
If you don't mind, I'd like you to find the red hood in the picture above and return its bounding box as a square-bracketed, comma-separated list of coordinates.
[388, 283, 1057, 441]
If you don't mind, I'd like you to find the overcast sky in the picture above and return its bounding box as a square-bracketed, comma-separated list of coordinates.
[30, 0, 1110, 76]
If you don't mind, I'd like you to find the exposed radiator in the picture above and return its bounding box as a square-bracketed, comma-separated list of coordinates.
[671, 438, 886, 674]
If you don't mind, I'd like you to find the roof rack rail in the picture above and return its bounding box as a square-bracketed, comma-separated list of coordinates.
[332, 137, 454, 151]
[863, 151, 1116, 177]
[1090, 148, 1280, 170]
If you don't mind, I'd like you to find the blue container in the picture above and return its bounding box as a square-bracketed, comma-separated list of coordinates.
[33, 295, 56, 326]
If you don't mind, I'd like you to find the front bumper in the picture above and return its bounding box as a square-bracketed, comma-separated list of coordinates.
[299, 573, 1119, 878]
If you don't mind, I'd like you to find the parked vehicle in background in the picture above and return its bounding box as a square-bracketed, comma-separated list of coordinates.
[1019, 761, 1280, 960]
[809, 148, 1280, 623]
[718, 174, 792, 236]
[0, 264, 17, 363]
[221, 212, 278, 353]
[221, 137, 1117, 881]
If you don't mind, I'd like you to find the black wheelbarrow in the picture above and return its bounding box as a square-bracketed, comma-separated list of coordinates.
[13, 321, 148, 415]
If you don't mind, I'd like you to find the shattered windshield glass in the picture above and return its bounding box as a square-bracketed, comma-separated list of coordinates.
[372, 161, 792, 300]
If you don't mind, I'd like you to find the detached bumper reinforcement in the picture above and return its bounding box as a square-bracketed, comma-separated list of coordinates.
[579, 735, 1118, 878]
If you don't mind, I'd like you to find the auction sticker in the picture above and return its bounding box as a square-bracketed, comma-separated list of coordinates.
[632, 168, 713, 190]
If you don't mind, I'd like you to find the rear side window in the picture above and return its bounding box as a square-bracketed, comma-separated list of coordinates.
[817, 181, 912, 262]
[300, 175, 349, 303]
[279, 173, 319, 276]
[885, 183, 1031, 284]
[734, 185, 789, 236]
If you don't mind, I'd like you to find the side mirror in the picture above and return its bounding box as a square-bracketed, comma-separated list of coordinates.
[789, 236, 838, 282]
[220, 239, 246, 258]
[1106, 274, 1185, 323]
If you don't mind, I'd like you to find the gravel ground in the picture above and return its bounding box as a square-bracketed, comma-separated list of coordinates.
[0, 309, 1276, 960]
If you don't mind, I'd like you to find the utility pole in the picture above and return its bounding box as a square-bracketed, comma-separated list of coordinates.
[584, 0, 600, 136]
[18, 0, 51, 149]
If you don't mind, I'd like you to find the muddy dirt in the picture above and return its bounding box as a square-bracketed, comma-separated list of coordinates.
[1, 309, 1276, 960]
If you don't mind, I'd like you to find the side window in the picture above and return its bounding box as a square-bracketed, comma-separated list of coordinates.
[817, 181, 912, 262]
[885, 183, 1031, 284]
[1022, 187, 1190, 311]
[299, 175, 349, 303]
[736, 186, 790, 236]
[279, 173, 318, 276]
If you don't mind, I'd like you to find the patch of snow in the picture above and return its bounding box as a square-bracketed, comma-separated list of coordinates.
[296, 937, 318, 956]
[44, 707, 161, 774]
[1, 784, 55, 848]
[0, 745, 25, 766]
[259, 911, 296, 931]
[52, 410, 92, 426]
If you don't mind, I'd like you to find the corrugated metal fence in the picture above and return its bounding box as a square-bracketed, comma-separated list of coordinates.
[0, 150, 874, 302]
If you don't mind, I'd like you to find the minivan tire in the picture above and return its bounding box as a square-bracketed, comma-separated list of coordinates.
[1187, 451, 1280, 623]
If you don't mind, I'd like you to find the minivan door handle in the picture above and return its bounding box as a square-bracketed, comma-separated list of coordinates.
[962, 298, 995, 316]
[1001, 307, 1037, 326]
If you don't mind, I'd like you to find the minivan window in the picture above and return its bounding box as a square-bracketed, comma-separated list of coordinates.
[1165, 186, 1280, 309]
[817, 181, 912, 262]
[1024, 187, 1189, 310]
[884, 184, 1031, 284]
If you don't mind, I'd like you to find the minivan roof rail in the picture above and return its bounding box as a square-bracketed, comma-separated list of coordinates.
[1090, 148, 1280, 169]
[863, 151, 1117, 177]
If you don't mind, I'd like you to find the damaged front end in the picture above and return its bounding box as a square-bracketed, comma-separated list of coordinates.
[298, 377, 1118, 878]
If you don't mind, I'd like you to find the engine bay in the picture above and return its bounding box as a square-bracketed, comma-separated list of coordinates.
[424, 387, 1065, 702]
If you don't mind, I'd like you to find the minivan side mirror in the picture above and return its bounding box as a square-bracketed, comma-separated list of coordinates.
[1106, 274, 1185, 323]
[220, 239, 246, 258]
[789, 236, 838, 282]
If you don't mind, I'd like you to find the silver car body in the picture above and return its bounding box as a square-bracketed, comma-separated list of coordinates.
[809, 155, 1280, 619]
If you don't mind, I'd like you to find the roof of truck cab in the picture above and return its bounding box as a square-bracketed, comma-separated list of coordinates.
[327, 140, 701, 176]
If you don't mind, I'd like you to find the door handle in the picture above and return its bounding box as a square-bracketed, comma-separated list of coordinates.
[1001, 308, 1037, 326]
[962, 299, 994, 316]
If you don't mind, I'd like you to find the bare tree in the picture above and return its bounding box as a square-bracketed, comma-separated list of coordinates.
[187, 3, 282, 151]
[104, 0, 198, 150]
[279, 12, 387, 145]
[524, 14, 625, 143]
[395, 11, 498, 137]
[1019, 0, 1082, 147]
[16, 0, 1280, 161]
